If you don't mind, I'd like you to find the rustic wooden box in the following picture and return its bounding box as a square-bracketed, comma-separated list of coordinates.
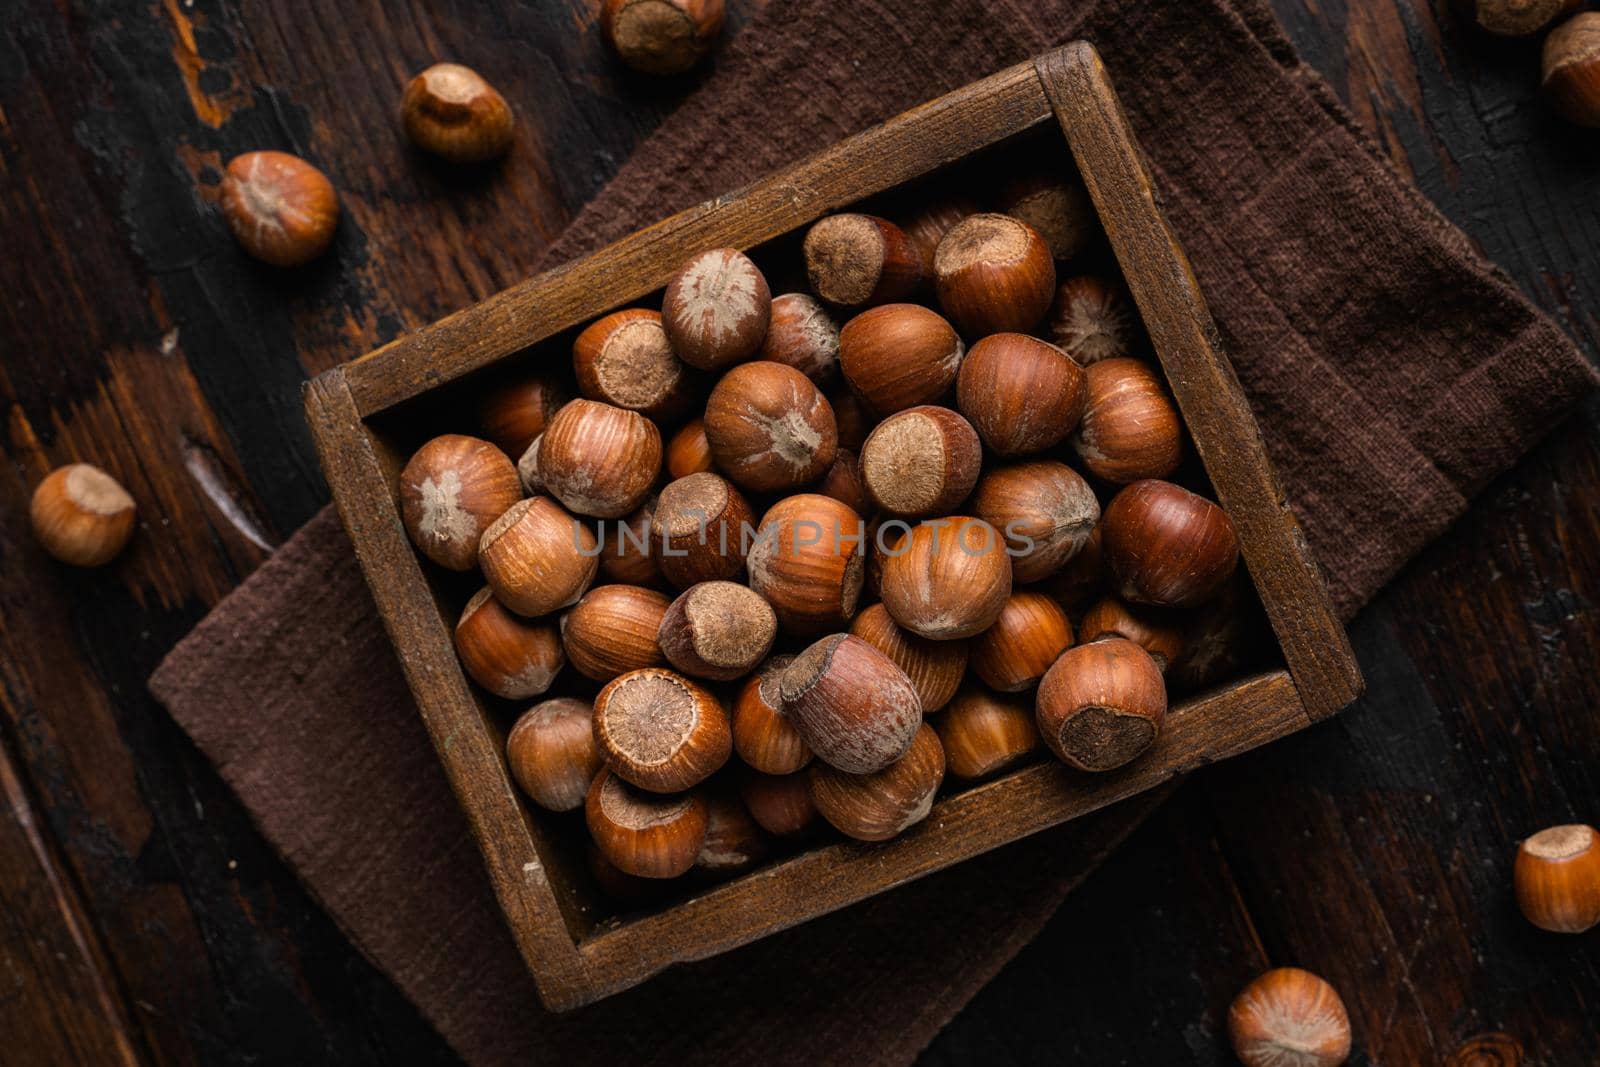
[304, 42, 1362, 1012]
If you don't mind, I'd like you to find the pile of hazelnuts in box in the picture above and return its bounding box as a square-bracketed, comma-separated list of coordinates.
[397, 174, 1246, 892]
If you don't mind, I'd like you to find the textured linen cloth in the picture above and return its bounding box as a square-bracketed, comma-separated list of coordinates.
[150, 0, 1597, 1063]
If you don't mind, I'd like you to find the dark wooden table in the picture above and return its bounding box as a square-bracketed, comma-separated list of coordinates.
[2, 2, 1595, 1064]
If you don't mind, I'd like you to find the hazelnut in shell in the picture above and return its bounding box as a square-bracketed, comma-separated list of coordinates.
[573, 308, 692, 419]
[1227, 967, 1352, 1067]
[1544, 12, 1600, 126]
[878, 517, 1013, 641]
[651, 472, 754, 588]
[400, 62, 514, 163]
[695, 791, 768, 874]
[398, 434, 522, 571]
[780, 634, 922, 774]
[813, 449, 869, 516]
[657, 581, 777, 681]
[838, 303, 964, 415]
[899, 192, 980, 269]
[1037, 524, 1105, 612]
[1514, 823, 1600, 933]
[29, 464, 137, 567]
[455, 587, 565, 699]
[971, 461, 1099, 584]
[476, 373, 567, 459]
[703, 362, 837, 492]
[859, 405, 981, 518]
[1079, 596, 1185, 672]
[600, 0, 724, 76]
[809, 723, 945, 842]
[829, 387, 875, 452]
[739, 769, 818, 836]
[969, 591, 1074, 693]
[586, 769, 708, 879]
[516, 435, 543, 495]
[661, 247, 771, 370]
[936, 689, 1040, 780]
[538, 399, 662, 519]
[932, 213, 1055, 336]
[219, 150, 339, 267]
[507, 698, 602, 812]
[849, 603, 967, 714]
[732, 654, 813, 775]
[560, 584, 670, 682]
[596, 499, 662, 587]
[1048, 275, 1137, 365]
[760, 292, 840, 383]
[666, 418, 715, 479]
[998, 171, 1097, 261]
[479, 496, 599, 617]
[956, 332, 1086, 456]
[593, 667, 731, 792]
[1036, 637, 1166, 772]
[746, 494, 866, 635]
[1101, 479, 1240, 608]
[1071, 357, 1182, 483]
[803, 213, 925, 309]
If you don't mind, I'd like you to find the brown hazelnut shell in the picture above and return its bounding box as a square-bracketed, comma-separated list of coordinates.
[760, 292, 840, 383]
[478, 496, 600, 617]
[694, 790, 768, 874]
[859, 405, 982, 518]
[477, 374, 567, 459]
[1036, 637, 1166, 772]
[703, 362, 838, 492]
[596, 499, 662, 587]
[956, 333, 1086, 457]
[398, 434, 522, 571]
[1079, 596, 1186, 673]
[969, 591, 1074, 693]
[400, 63, 514, 163]
[971, 461, 1099, 584]
[600, 0, 725, 76]
[219, 151, 339, 267]
[878, 517, 1013, 641]
[837, 303, 964, 415]
[573, 308, 692, 419]
[739, 769, 818, 836]
[507, 698, 601, 812]
[780, 634, 922, 775]
[666, 418, 715, 480]
[593, 668, 731, 792]
[538, 399, 662, 519]
[932, 213, 1055, 336]
[585, 769, 708, 879]
[1227, 967, 1352, 1067]
[935, 688, 1040, 780]
[657, 581, 777, 681]
[455, 587, 565, 699]
[808, 723, 945, 842]
[746, 494, 867, 635]
[998, 171, 1098, 261]
[1514, 823, 1600, 933]
[1544, 12, 1600, 126]
[661, 247, 771, 370]
[560, 584, 670, 682]
[1048, 275, 1137, 366]
[731, 654, 813, 775]
[1071, 358, 1182, 483]
[651, 472, 754, 588]
[1101, 480, 1240, 608]
[29, 464, 137, 567]
[848, 602, 967, 713]
[803, 213, 926, 308]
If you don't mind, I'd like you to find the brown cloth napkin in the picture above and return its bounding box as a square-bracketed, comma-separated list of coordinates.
[151, 0, 1596, 1063]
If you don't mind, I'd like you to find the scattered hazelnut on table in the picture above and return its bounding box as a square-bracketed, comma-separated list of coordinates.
[703, 362, 837, 492]
[506, 698, 602, 813]
[573, 308, 693, 419]
[848, 602, 968, 714]
[971, 461, 1099, 584]
[1514, 822, 1600, 933]
[838, 303, 965, 415]
[1071, 357, 1183, 483]
[29, 463, 137, 567]
[219, 150, 338, 267]
[803, 214, 926, 309]
[559, 583, 670, 682]
[969, 591, 1074, 693]
[586, 769, 708, 879]
[731, 654, 812, 775]
[1227, 966, 1352, 1067]
[537, 399, 662, 518]
[398, 434, 522, 571]
[935, 689, 1039, 780]
[1035, 637, 1166, 772]
[593, 667, 731, 792]
[956, 332, 1087, 456]
[661, 247, 771, 370]
[932, 212, 1055, 336]
[478, 496, 599, 617]
[657, 580, 777, 681]
[859, 405, 982, 518]
[600, 0, 724, 76]
[400, 62, 514, 163]
[809, 722, 945, 841]
[454, 587, 565, 699]
[780, 634, 923, 775]
[1101, 479, 1240, 608]
[1048, 275, 1136, 365]
[1543, 12, 1600, 127]
[878, 517, 1013, 640]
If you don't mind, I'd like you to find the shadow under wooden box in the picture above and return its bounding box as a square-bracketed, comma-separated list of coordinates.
[304, 42, 1362, 1011]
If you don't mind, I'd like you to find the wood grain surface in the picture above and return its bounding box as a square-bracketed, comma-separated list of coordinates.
[0, 0, 1594, 1064]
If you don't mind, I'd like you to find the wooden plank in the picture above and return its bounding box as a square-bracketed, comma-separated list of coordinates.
[1036, 43, 1363, 722]
[339, 60, 1054, 417]
[576, 671, 1306, 999]
[301, 370, 594, 1010]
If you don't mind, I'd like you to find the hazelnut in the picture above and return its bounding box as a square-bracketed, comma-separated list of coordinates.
[538, 399, 662, 518]
[29, 464, 137, 567]
[813, 449, 869, 516]
[600, 0, 724, 76]
[479, 496, 599, 616]
[506, 698, 602, 812]
[1036, 637, 1166, 772]
[666, 417, 715, 479]
[956, 333, 1086, 456]
[657, 581, 777, 681]
[746, 494, 866, 634]
[809, 723, 945, 842]
[760, 292, 840, 383]
[586, 769, 708, 879]
[932, 213, 1055, 336]
[560, 584, 670, 682]
[935, 688, 1040, 779]
[1079, 596, 1185, 672]
[587, 844, 663, 905]
[848, 602, 967, 713]
[997, 171, 1097, 261]
[1047, 275, 1137, 365]
[971, 461, 1099, 584]
[477, 373, 567, 458]
[219, 150, 338, 267]
[1543, 13, 1600, 126]
[1101, 480, 1240, 608]
[878, 517, 1012, 641]
[739, 769, 818, 836]
[732, 654, 813, 774]
[516, 435, 544, 495]
[596, 498, 661, 586]
[1228, 967, 1353, 1067]
[573, 308, 692, 419]
[661, 247, 771, 370]
[398, 434, 522, 571]
[1514, 823, 1600, 933]
[970, 591, 1074, 693]
[1036, 524, 1105, 612]
[1460, 0, 1581, 36]
[593, 668, 731, 792]
[400, 62, 514, 163]
[899, 193, 981, 268]
[1071, 357, 1182, 483]
[829, 387, 875, 451]
[695, 790, 768, 874]
[1167, 574, 1255, 693]
[651, 472, 754, 587]
[781, 634, 922, 774]
[803, 214, 926, 309]
[703, 362, 837, 491]
[838, 303, 965, 415]
[455, 587, 565, 699]
[859, 406, 982, 518]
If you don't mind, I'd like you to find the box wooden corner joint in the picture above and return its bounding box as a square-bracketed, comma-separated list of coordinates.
[304, 42, 1363, 1011]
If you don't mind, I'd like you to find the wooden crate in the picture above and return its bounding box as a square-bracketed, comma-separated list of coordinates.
[303, 41, 1362, 1011]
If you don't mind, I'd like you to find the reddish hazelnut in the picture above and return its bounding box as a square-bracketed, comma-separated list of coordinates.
[1036, 637, 1166, 772]
[809, 723, 945, 842]
[997, 171, 1097, 261]
[780, 634, 923, 774]
[859, 406, 982, 518]
[1072, 357, 1182, 483]
[760, 293, 840, 383]
[586, 769, 708, 879]
[695, 790, 768, 874]
[932, 213, 1055, 336]
[507, 698, 601, 812]
[1048, 275, 1137, 365]
[899, 193, 980, 272]
[538, 399, 662, 518]
[956, 332, 1086, 456]
[476, 373, 567, 458]
[970, 591, 1074, 693]
[837, 303, 964, 415]
[813, 449, 869, 516]
[665, 417, 715, 479]
[1544, 13, 1600, 126]
[398, 434, 522, 571]
[600, 0, 725, 76]
[1079, 596, 1185, 672]
[593, 667, 731, 792]
[739, 769, 817, 836]
[848, 602, 967, 713]
[1101, 480, 1240, 608]
[746, 494, 866, 635]
[878, 517, 1012, 641]
[935, 688, 1040, 780]
[651, 472, 754, 588]
[560, 584, 669, 682]
[829, 387, 875, 451]
[595, 498, 661, 587]
[732, 655, 813, 775]
[455, 587, 565, 699]
[1228, 967, 1352, 1067]
[573, 308, 692, 419]
[400, 62, 514, 163]
[479, 496, 599, 616]
[803, 214, 926, 309]
[703, 362, 837, 491]
[971, 461, 1099, 584]
[29, 464, 137, 567]
[661, 247, 771, 370]
[657, 581, 777, 681]
[219, 150, 338, 267]
[1514, 823, 1600, 933]
[1036, 524, 1105, 612]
